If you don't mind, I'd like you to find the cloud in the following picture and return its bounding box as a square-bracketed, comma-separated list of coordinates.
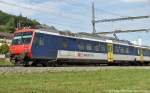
[0, 0, 59, 17]
[0, 0, 33, 16]
[0, 0, 87, 21]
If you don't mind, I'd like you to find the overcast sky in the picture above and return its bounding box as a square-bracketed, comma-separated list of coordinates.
[0, 0, 150, 45]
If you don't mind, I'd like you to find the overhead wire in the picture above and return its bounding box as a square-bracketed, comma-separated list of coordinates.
[0, 0, 88, 30]
[61, 0, 126, 17]
[46, 0, 125, 17]
[1, 0, 142, 32]
[0, 0, 82, 20]
[0, 0, 126, 20]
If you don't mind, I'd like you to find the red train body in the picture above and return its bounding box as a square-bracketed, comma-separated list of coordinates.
[9, 29, 34, 65]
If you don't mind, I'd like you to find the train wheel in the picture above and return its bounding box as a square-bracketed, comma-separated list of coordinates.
[31, 61, 44, 67]
[36, 64, 43, 67]
[50, 63, 57, 67]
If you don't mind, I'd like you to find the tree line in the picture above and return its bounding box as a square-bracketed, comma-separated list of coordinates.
[0, 11, 40, 33]
[0, 11, 41, 55]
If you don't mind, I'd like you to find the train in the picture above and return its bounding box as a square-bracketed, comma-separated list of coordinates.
[9, 28, 150, 66]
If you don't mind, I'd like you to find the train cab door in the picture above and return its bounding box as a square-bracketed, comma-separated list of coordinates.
[140, 49, 144, 63]
[107, 43, 114, 62]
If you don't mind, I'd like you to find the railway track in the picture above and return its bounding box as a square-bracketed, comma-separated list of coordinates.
[0, 66, 150, 73]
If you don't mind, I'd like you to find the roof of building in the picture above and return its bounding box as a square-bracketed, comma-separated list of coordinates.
[0, 32, 13, 39]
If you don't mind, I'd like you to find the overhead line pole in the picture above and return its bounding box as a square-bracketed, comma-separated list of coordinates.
[92, 1, 96, 34]
[91, 2, 150, 34]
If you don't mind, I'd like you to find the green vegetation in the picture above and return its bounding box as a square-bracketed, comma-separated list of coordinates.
[0, 11, 40, 33]
[0, 43, 9, 54]
[0, 69, 150, 93]
[0, 59, 13, 66]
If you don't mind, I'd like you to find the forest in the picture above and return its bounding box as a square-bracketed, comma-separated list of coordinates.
[0, 11, 40, 33]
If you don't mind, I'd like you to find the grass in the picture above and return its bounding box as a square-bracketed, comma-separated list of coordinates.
[0, 69, 150, 93]
[0, 59, 14, 66]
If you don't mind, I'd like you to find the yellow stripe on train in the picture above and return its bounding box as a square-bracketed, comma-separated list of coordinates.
[107, 43, 114, 62]
[140, 49, 144, 63]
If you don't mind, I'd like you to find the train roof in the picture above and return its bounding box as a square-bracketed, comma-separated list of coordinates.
[15, 28, 35, 33]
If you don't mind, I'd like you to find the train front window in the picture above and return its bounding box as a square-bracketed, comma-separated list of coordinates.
[12, 32, 33, 45]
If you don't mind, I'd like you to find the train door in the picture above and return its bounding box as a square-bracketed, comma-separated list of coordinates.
[140, 49, 144, 63]
[107, 43, 114, 62]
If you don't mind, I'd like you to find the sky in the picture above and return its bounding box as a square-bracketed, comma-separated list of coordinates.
[0, 0, 150, 46]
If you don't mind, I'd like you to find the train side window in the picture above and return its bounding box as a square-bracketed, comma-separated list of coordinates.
[144, 49, 149, 56]
[34, 34, 45, 47]
[144, 50, 146, 56]
[39, 37, 44, 46]
[125, 47, 129, 54]
[100, 44, 106, 53]
[135, 48, 138, 55]
[129, 47, 133, 55]
[137, 49, 140, 55]
[78, 41, 84, 51]
[120, 47, 124, 54]
[120, 46, 128, 54]
[86, 43, 92, 51]
[114, 45, 119, 54]
[62, 39, 68, 49]
[94, 43, 100, 52]
[116, 45, 119, 54]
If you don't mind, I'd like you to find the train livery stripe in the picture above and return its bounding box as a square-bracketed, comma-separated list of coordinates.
[57, 50, 107, 60]
[57, 50, 149, 61]
[140, 49, 144, 63]
[114, 54, 137, 61]
[107, 43, 114, 62]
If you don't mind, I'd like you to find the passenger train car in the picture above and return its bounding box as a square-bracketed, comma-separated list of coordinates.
[9, 28, 150, 66]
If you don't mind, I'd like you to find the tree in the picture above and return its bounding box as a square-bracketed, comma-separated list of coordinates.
[0, 11, 41, 33]
[5, 17, 15, 33]
[0, 43, 9, 54]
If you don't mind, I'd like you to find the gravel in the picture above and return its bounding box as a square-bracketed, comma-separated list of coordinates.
[0, 66, 150, 73]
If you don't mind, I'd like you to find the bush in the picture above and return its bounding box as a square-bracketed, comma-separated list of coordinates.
[0, 43, 9, 54]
